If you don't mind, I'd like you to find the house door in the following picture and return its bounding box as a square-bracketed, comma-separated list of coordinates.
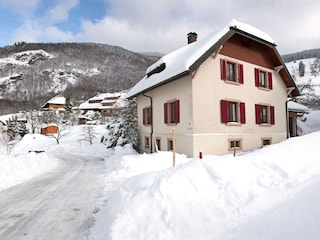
[289, 116, 296, 137]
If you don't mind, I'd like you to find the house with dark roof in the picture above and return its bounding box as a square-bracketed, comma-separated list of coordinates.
[127, 19, 299, 157]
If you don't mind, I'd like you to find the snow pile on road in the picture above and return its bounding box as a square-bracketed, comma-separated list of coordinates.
[0, 125, 109, 192]
[0, 134, 60, 191]
[91, 131, 320, 240]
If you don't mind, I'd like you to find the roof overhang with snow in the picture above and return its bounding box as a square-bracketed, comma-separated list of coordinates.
[127, 19, 299, 98]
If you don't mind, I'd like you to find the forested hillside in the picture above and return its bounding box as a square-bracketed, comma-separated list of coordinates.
[0, 42, 159, 114]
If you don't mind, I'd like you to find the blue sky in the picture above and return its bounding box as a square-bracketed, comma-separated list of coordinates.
[0, 0, 319, 54]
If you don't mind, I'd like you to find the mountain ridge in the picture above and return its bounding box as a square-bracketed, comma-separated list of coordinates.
[0, 42, 160, 114]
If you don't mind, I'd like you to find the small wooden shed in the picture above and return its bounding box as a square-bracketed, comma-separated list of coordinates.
[41, 125, 58, 135]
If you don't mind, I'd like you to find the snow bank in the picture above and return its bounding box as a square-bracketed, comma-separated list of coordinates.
[0, 125, 109, 192]
[0, 152, 60, 191]
[92, 131, 320, 240]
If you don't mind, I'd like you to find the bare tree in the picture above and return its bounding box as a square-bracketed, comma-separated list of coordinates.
[27, 110, 41, 134]
[50, 122, 67, 144]
[81, 126, 96, 145]
[0, 132, 11, 155]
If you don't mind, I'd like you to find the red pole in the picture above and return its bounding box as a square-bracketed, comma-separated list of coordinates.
[199, 151, 202, 159]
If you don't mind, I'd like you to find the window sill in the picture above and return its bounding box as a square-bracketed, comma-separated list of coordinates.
[259, 123, 271, 127]
[166, 123, 178, 126]
[258, 87, 271, 91]
[225, 80, 241, 86]
[226, 122, 242, 126]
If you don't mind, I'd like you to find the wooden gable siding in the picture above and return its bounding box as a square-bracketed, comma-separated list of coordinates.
[48, 104, 64, 110]
[220, 34, 275, 69]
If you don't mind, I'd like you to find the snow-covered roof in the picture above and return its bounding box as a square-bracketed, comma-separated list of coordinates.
[288, 101, 309, 113]
[89, 92, 122, 102]
[79, 92, 128, 110]
[43, 94, 66, 107]
[127, 19, 281, 98]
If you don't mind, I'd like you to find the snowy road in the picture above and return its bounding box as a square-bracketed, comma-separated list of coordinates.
[0, 153, 106, 240]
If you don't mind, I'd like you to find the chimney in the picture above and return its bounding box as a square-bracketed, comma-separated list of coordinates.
[187, 32, 198, 44]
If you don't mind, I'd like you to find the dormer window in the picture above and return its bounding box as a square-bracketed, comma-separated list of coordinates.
[146, 63, 166, 78]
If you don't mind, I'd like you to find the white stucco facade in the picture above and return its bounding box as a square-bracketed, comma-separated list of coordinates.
[137, 53, 288, 157]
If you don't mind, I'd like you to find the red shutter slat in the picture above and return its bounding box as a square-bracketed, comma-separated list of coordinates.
[254, 68, 260, 87]
[255, 104, 261, 124]
[268, 72, 273, 90]
[220, 59, 227, 81]
[238, 64, 244, 84]
[270, 105, 275, 125]
[164, 103, 168, 124]
[240, 102, 246, 124]
[221, 100, 228, 123]
[174, 100, 180, 123]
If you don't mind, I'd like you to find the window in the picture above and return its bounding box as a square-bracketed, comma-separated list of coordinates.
[164, 100, 180, 124]
[156, 138, 161, 151]
[167, 139, 173, 151]
[262, 138, 271, 146]
[221, 100, 246, 124]
[255, 104, 275, 125]
[143, 106, 152, 125]
[144, 136, 150, 149]
[228, 139, 242, 151]
[255, 68, 273, 90]
[220, 59, 244, 84]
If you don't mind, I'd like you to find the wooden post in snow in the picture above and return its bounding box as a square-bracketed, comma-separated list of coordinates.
[153, 132, 158, 152]
[172, 128, 176, 167]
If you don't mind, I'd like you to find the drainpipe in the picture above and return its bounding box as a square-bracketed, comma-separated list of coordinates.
[143, 93, 153, 153]
[286, 99, 291, 139]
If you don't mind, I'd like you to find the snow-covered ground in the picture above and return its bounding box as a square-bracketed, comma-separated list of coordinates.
[1, 112, 320, 239]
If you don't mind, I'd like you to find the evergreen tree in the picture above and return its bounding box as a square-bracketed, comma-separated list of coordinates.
[18, 121, 29, 137]
[6, 116, 18, 141]
[103, 98, 139, 150]
[299, 61, 305, 77]
[64, 96, 72, 112]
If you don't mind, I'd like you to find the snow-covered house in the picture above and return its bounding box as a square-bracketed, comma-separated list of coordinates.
[127, 19, 299, 157]
[79, 92, 127, 117]
[42, 94, 66, 111]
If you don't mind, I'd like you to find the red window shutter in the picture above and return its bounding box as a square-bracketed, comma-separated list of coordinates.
[143, 108, 146, 125]
[254, 68, 260, 87]
[268, 72, 273, 90]
[174, 100, 180, 123]
[148, 108, 152, 124]
[220, 59, 227, 80]
[240, 102, 246, 124]
[164, 103, 168, 123]
[255, 104, 261, 124]
[270, 105, 275, 125]
[221, 100, 228, 123]
[238, 64, 244, 84]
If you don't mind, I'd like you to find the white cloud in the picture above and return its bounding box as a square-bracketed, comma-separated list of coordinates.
[0, 0, 40, 17]
[7, 0, 320, 54]
[46, 0, 79, 24]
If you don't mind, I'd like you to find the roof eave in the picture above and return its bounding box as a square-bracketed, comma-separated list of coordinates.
[127, 70, 190, 99]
